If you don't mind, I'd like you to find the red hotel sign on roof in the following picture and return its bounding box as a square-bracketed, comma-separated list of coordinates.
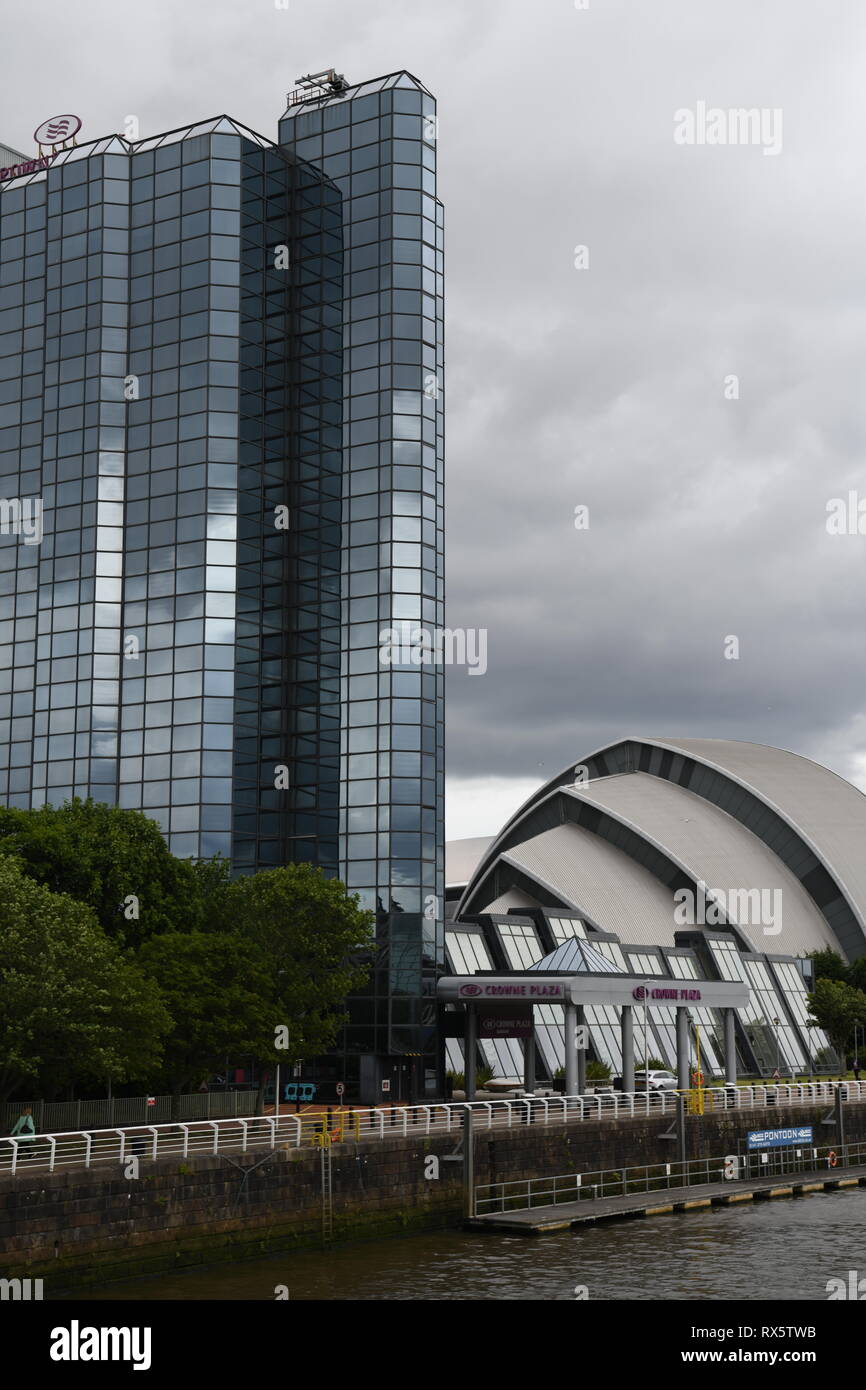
[34, 114, 82, 146]
[0, 153, 57, 184]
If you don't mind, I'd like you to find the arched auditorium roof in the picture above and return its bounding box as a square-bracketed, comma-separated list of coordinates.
[445, 835, 492, 891]
[454, 737, 866, 962]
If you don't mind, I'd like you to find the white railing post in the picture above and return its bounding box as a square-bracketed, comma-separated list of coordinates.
[116, 1129, 125, 1164]
[84, 1133, 92, 1169]
[48, 1137, 56, 1173]
[179, 1123, 189, 1157]
[147, 1126, 158, 1160]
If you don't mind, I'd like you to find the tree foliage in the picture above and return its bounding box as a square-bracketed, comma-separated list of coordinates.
[136, 932, 276, 1094]
[0, 799, 203, 947]
[0, 809, 376, 1100]
[0, 855, 169, 1101]
[213, 864, 374, 1061]
[809, 948, 849, 983]
[807, 977, 866, 1059]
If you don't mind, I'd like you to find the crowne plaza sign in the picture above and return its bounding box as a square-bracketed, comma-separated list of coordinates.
[438, 972, 751, 1010]
[0, 153, 57, 184]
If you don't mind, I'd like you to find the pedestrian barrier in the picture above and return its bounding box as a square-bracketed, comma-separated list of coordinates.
[1, 1081, 864, 1176]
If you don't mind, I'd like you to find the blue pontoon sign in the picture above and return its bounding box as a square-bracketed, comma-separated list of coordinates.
[746, 1125, 813, 1150]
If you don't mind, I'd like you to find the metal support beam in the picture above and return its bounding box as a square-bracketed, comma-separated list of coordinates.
[836, 1088, 846, 1152]
[676, 1007, 690, 1092]
[621, 1005, 635, 1093]
[463, 1106, 474, 1219]
[465, 1005, 477, 1102]
[724, 1008, 737, 1085]
[523, 1033, 535, 1093]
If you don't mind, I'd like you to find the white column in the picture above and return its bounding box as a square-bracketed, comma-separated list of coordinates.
[621, 1005, 635, 1092]
[564, 1001, 578, 1095]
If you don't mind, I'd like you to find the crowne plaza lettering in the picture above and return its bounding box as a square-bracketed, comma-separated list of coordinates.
[0, 153, 56, 183]
[468, 984, 563, 998]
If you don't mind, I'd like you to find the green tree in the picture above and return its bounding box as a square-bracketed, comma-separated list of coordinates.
[136, 932, 276, 1101]
[0, 855, 169, 1101]
[844, 955, 866, 995]
[807, 978, 866, 1062]
[0, 798, 203, 946]
[214, 864, 374, 1063]
[809, 948, 849, 983]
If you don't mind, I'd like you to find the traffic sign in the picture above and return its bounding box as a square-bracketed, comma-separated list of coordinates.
[381, 1080, 391, 1092]
[336, 1083, 345, 1097]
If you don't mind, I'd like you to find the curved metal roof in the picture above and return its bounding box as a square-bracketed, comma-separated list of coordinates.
[563, 771, 837, 956]
[455, 736, 866, 960]
[476, 820, 683, 949]
[654, 737, 866, 940]
[445, 836, 493, 890]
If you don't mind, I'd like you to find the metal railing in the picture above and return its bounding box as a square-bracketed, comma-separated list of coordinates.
[2, 1081, 865, 1177]
[474, 1138, 866, 1216]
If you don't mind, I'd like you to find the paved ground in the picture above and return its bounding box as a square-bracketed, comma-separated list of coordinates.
[468, 1165, 866, 1233]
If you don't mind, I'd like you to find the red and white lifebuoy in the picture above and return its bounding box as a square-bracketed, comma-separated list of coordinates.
[828, 1150, 838, 1168]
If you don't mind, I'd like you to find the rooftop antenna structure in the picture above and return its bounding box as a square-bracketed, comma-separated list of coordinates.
[289, 68, 350, 104]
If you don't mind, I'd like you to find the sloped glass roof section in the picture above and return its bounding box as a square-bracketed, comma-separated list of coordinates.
[529, 938, 622, 974]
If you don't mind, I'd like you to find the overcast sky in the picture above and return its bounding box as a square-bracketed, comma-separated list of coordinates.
[8, 0, 866, 840]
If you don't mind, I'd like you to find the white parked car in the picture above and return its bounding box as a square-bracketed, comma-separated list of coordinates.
[634, 1069, 678, 1092]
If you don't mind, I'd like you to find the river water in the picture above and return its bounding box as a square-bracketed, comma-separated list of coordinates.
[70, 1186, 866, 1301]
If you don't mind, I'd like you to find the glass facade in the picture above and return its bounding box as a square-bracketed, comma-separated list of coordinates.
[279, 72, 445, 1095]
[0, 73, 444, 1101]
[447, 912, 830, 1081]
[0, 117, 340, 858]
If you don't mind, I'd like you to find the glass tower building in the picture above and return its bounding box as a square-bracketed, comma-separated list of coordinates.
[0, 70, 444, 1101]
[279, 71, 445, 1101]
